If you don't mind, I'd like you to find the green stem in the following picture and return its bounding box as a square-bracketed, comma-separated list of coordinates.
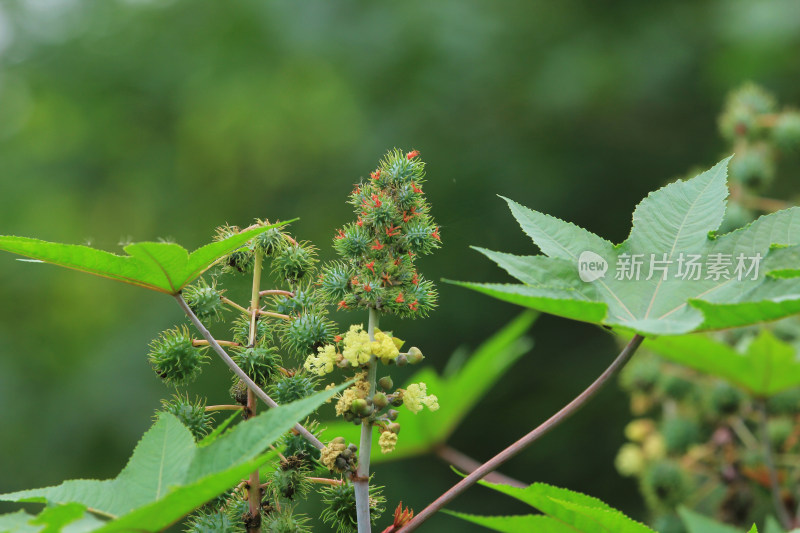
[246, 253, 263, 533]
[758, 398, 793, 529]
[354, 308, 379, 533]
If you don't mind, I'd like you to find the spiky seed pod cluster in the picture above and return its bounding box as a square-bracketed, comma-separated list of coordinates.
[267, 455, 312, 500]
[282, 419, 322, 461]
[261, 506, 311, 533]
[272, 285, 318, 316]
[230, 313, 272, 347]
[718, 82, 776, 141]
[184, 508, 244, 533]
[270, 373, 318, 404]
[320, 481, 385, 533]
[277, 311, 335, 358]
[717, 83, 800, 190]
[147, 326, 209, 385]
[232, 345, 283, 388]
[158, 394, 212, 440]
[319, 149, 440, 317]
[271, 240, 318, 284]
[183, 278, 225, 322]
[214, 221, 317, 285]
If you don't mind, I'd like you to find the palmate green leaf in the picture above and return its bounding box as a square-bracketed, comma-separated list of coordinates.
[446, 481, 654, 533]
[628, 330, 800, 397]
[452, 158, 800, 335]
[324, 312, 536, 461]
[0, 220, 291, 294]
[0, 386, 342, 531]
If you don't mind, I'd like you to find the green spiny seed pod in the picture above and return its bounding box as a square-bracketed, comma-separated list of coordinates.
[640, 460, 691, 509]
[269, 461, 311, 501]
[158, 394, 212, 441]
[270, 373, 317, 404]
[767, 387, 800, 415]
[232, 346, 283, 387]
[709, 382, 743, 416]
[215, 225, 255, 274]
[320, 482, 385, 533]
[326, 150, 440, 318]
[272, 241, 318, 283]
[651, 513, 687, 533]
[620, 356, 661, 393]
[272, 286, 318, 317]
[148, 326, 208, 385]
[279, 312, 335, 358]
[729, 144, 776, 189]
[183, 278, 225, 322]
[659, 374, 694, 401]
[185, 508, 243, 533]
[401, 217, 441, 256]
[334, 224, 373, 259]
[661, 417, 701, 455]
[773, 111, 800, 150]
[767, 417, 794, 449]
[254, 225, 286, 256]
[318, 262, 354, 303]
[230, 313, 272, 347]
[283, 419, 322, 461]
[262, 507, 311, 533]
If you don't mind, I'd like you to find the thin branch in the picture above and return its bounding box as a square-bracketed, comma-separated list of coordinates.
[193, 339, 240, 348]
[435, 445, 526, 488]
[307, 477, 345, 486]
[399, 334, 645, 532]
[221, 296, 249, 314]
[258, 309, 292, 320]
[205, 404, 245, 412]
[259, 289, 295, 298]
[758, 399, 793, 529]
[246, 254, 264, 533]
[174, 293, 324, 450]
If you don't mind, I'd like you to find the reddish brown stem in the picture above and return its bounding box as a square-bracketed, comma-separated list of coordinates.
[434, 445, 526, 488]
[399, 334, 645, 532]
[259, 289, 295, 298]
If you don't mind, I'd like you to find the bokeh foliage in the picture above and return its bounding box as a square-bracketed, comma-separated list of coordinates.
[1, 1, 800, 530]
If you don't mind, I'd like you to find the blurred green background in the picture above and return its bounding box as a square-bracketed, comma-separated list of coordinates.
[1, 0, 800, 530]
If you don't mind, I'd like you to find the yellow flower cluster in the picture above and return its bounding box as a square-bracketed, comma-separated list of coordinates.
[335, 374, 370, 416]
[320, 437, 346, 471]
[342, 324, 372, 366]
[304, 344, 339, 376]
[402, 382, 439, 414]
[372, 331, 399, 364]
[379, 431, 398, 454]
